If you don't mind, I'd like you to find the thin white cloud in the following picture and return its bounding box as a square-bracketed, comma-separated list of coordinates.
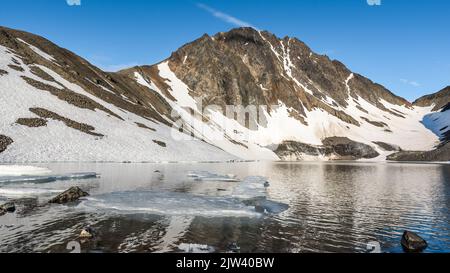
[66, 0, 81, 6]
[400, 78, 421, 87]
[196, 3, 258, 30]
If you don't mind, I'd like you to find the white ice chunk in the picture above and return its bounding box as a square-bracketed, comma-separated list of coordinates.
[178, 243, 215, 253]
[187, 171, 240, 182]
[0, 165, 51, 177]
[0, 172, 99, 184]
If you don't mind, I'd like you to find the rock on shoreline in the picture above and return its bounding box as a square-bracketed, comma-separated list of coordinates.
[48, 187, 89, 204]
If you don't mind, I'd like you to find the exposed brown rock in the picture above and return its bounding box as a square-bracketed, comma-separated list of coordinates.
[0, 135, 13, 153]
[30, 107, 104, 137]
[16, 117, 48, 127]
[414, 86, 450, 111]
[387, 142, 450, 162]
[21, 76, 123, 120]
[7, 64, 24, 72]
[136, 122, 156, 131]
[360, 117, 388, 128]
[29, 65, 55, 82]
[401, 231, 428, 253]
[48, 187, 89, 204]
[0, 69, 8, 76]
[153, 140, 167, 147]
[275, 137, 379, 160]
[372, 141, 401, 151]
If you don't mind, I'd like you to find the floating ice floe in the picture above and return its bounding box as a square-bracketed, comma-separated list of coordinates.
[0, 188, 64, 198]
[81, 176, 289, 217]
[0, 165, 52, 177]
[81, 191, 261, 217]
[0, 172, 99, 185]
[187, 171, 240, 182]
[178, 243, 215, 253]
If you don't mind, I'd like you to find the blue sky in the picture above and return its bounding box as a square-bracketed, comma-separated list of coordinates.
[0, 0, 449, 101]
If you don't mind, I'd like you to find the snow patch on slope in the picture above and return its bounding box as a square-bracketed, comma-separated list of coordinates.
[16, 38, 57, 63]
[0, 45, 236, 162]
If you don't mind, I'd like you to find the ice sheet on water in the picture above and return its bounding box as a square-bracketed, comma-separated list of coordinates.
[0, 165, 51, 177]
[81, 191, 261, 218]
[187, 171, 240, 182]
[0, 188, 64, 198]
[232, 176, 268, 200]
[178, 243, 215, 253]
[0, 172, 99, 185]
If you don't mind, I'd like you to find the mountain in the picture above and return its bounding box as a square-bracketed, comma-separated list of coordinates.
[414, 86, 450, 111]
[0, 26, 235, 162]
[0, 26, 447, 162]
[387, 88, 450, 161]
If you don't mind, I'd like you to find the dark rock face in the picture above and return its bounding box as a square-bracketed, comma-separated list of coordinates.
[0, 202, 16, 216]
[0, 134, 13, 153]
[48, 187, 89, 204]
[442, 102, 450, 112]
[401, 231, 428, 253]
[80, 226, 95, 239]
[16, 117, 48, 127]
[387, 142, 450, 162]
[372, 141, 401, 152]
[322, 137, 380, 159]
[414, 86, 450, 111]
[0, 202, 16, 213]
[275, 137, 379, 160]
[152, 140, 167, 147]
[30, 107, 103, 137]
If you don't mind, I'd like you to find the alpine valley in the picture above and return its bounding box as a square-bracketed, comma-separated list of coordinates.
[0, 26, 449, 163]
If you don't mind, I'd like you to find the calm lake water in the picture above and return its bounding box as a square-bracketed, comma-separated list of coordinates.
[0, 161, 449, 253]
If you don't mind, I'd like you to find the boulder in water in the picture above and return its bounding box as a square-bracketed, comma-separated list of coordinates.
[0, 202, 16, 213]
[401, 231, 428, 252]
[49, 187, 89, 204]
[80, 226, 95, 239]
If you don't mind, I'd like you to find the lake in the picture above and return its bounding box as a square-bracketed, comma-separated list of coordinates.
[0, 161, 449, 253]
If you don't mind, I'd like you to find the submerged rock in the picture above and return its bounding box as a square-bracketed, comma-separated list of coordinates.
[227, 242, 241, 253]
[49, 187, 89, 204]
[0, 202, 16, 213]
[80, 226, 95, 239]
[401, 231, 428, 252]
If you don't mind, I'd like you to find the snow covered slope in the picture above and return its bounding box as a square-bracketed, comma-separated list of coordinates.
[0, 27, 236, 162]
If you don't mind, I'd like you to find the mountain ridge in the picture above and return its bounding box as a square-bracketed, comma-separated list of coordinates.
[0, 25, 448, 162]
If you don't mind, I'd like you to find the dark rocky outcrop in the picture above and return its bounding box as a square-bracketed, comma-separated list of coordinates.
[0, 202, 16, 213]
[414, 86, 450, 111]
[48, 187, 89, 204]
[16, 117, 48, 127]
[387, 142, 450, 162]
[7, 64, 24, 72]
[0, 202, 16, 216]
[401, 231, 428, 253]
[372, 141, 401, 152]
[136, 122, 156, 131]
[275, 137, 379, 160]
[0, 69, 8, 76]
[80, 226, 96, 239]
[153, 140, 167, 147]
[0, 134, 13, 153]
[30, 107, 104, 137]
[322, 137, 380, 159]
